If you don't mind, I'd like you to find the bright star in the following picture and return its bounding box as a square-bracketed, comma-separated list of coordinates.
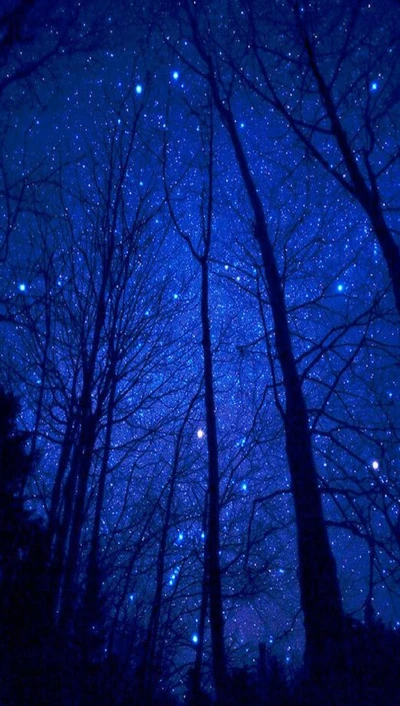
[172, 71, 179, 80]
[135, 84, 143, 94]
[18, 283, 26, 292]
[197, 429, 205, 439]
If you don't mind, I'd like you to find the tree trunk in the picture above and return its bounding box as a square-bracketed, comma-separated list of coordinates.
[141, 393, 197, 702]
[191, 492, 208, 701]
[58, 400, 97, 633]
[196, 43, 345, 672]
[300, 28, 400, 318]
[200, 258, 227, 703]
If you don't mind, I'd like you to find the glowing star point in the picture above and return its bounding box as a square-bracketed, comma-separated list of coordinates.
[197, 429, 205, 439]
[192, 634, 199, 644]
[337, 283, 344, 292]
[372, 460, 379, 470]
[18, 283, 26, 292]
[371, 81, 378, 91]
[135, 84, 143, 95]
[172, 70, 179, 80]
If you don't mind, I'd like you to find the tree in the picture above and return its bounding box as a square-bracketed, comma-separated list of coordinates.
[139, 388, 201, 704]
[178, 1, 346, 690]
[236, 0, 400, 318]
[0, 385, 36, 595]
[0, 386, 49, 704]
[1, 80, 185, 701]
[164, 98, 228, 702]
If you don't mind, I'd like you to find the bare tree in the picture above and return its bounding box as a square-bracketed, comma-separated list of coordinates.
[164, 97, 228, 702]
[235, 0, 400, 317]
[176, 2, 346, 689]
[3, 80, 181, 637]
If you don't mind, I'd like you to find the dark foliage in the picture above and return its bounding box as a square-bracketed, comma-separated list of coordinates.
[0, 386, 399, 706]
[292, 616, 400, 706]
[0, 386, 50, 703]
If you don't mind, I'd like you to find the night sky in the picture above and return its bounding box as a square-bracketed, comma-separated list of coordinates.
[1, 0, 400, 696]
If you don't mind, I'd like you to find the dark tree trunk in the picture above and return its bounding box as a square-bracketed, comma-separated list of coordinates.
[255, 205, 344, 672]
[189, 26, 345, 673]
[50, 429, 80, 622]
[45, 378, 80, 622]
[57, 232, 111, 633]
[300, 26, 400, 318]
[365, 205, 400, 316]
[191, 492, 209, 701]
[200, 258, 227, 703]
[141, 392, 198, 703]
[164, 91, 227, 700]
[81, 374, 116, 637]
[46, 383, 78, 554]
[58, 400, 97, 633]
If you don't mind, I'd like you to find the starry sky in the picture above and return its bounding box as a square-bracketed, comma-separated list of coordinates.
[1, 0, 400, 691]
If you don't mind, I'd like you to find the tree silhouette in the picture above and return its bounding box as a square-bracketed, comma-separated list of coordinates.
[0, 386, 50, 705]
[180, 2, 345, 690]
[236, 0, 400, 318]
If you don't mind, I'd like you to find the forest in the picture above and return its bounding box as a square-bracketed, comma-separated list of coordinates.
[0, 1, 400, 704]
